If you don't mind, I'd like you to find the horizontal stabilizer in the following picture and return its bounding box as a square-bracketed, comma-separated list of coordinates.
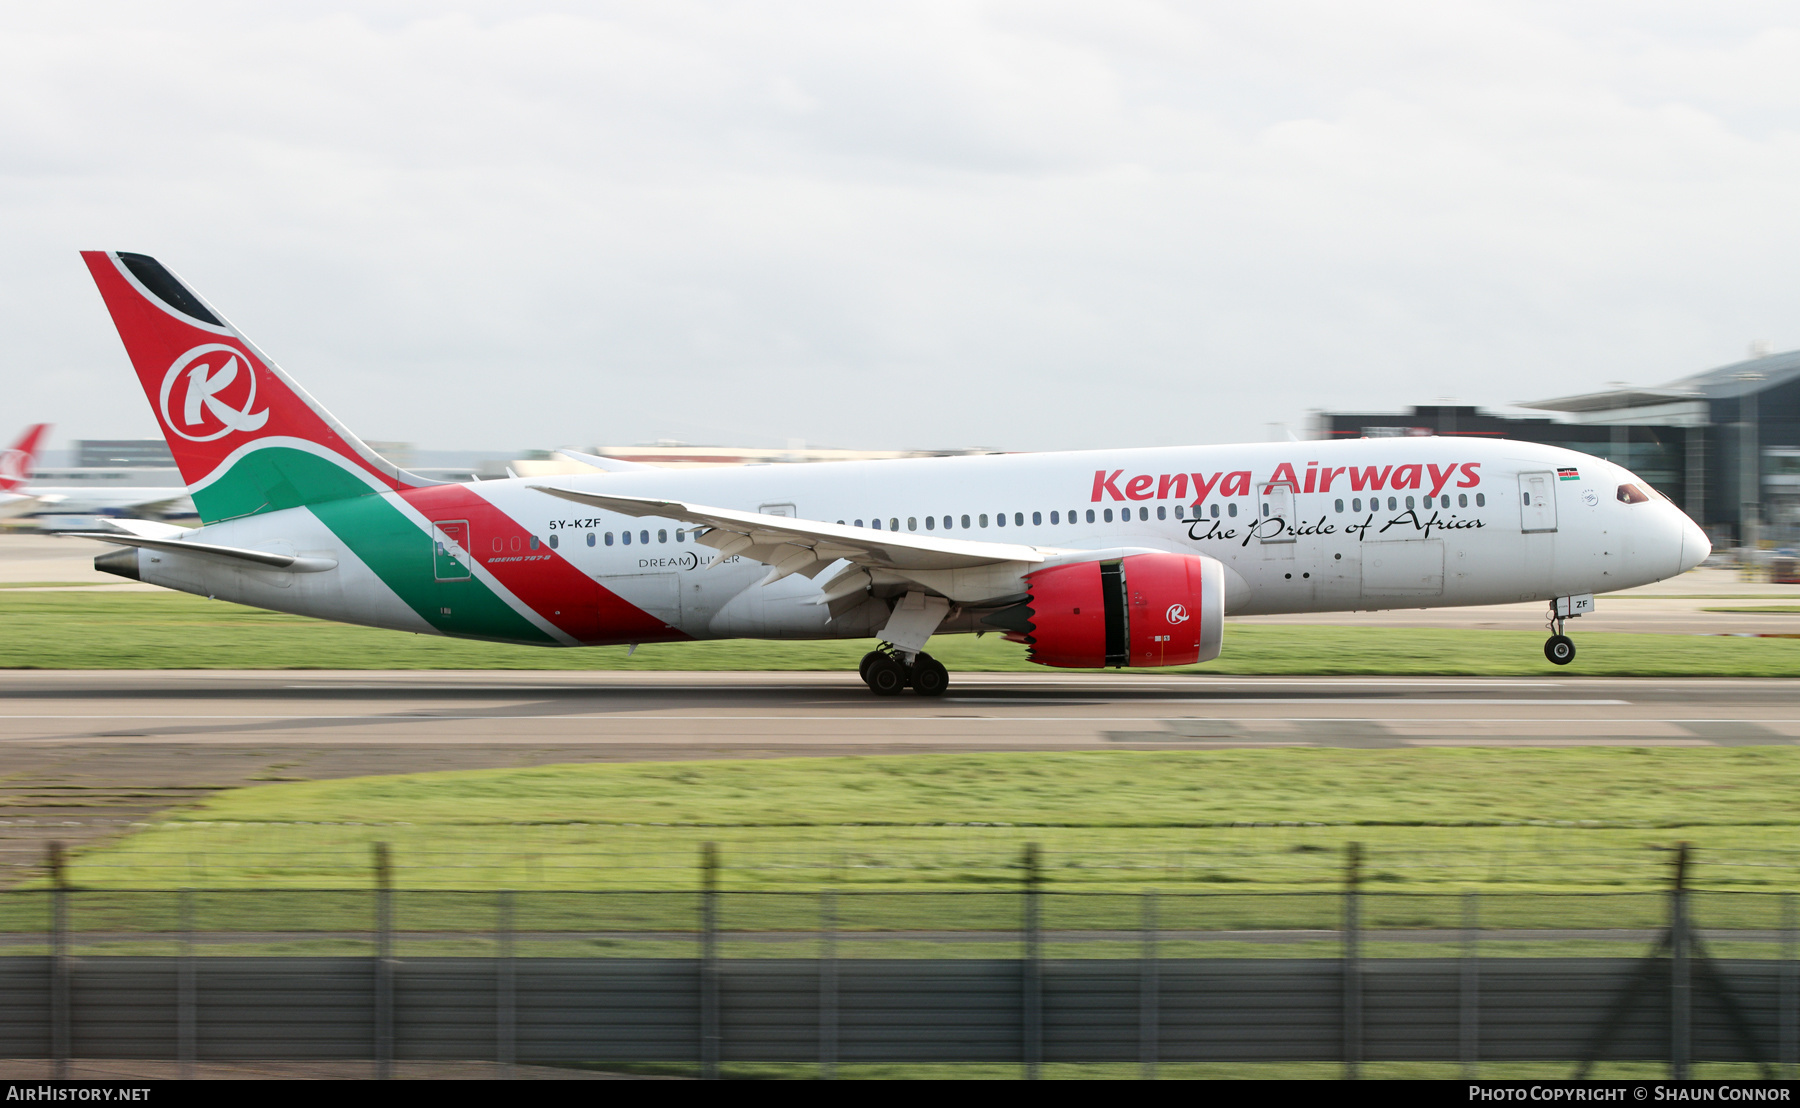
[56, 532, 338, 573]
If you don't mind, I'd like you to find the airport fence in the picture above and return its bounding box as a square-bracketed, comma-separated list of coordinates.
[2, 844, 1799, 1077]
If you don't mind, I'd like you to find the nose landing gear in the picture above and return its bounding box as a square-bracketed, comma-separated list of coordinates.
[1543, 595, 1591, 666]
[859, 645, 949, 696]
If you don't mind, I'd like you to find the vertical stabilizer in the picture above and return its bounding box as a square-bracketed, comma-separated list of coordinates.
[0, 423, 50, 492]
[80, 251, 439, 524]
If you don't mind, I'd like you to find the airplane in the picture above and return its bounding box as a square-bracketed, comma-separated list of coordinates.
[67, 250, 1710, 694]
[0, 421, 193, 522]
[0, 423, 53, 519]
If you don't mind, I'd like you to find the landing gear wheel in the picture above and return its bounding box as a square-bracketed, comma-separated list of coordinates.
[865, 655, 909, 696]
[858, 650, 885, 685]
[910, 653, 949, 697]
[1545, 634, 1576, 666]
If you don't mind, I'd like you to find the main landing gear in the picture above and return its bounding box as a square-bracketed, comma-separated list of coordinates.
[859, 645, 949, 697]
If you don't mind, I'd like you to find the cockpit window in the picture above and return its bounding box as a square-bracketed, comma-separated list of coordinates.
[1617, 483, 1650, 504]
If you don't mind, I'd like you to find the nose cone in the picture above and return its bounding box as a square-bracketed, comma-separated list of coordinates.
[1678, 514, 1710, 574]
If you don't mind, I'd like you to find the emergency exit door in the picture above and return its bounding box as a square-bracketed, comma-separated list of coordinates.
[1518, 473, 1558, 533]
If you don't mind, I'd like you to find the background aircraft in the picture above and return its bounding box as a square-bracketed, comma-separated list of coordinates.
[0, 422, 193, 524]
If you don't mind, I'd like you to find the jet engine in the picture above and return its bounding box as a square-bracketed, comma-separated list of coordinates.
[982, 552, 1225, 668]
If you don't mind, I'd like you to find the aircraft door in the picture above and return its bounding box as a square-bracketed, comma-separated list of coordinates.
[1518, 472, 1558, 533]
[432, 520, 472, 581]
[431, 520, 473, 625]
[1257, 484, 1296, 544]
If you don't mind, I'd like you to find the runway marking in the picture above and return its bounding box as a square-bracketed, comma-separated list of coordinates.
[945, 698, 1631, 706]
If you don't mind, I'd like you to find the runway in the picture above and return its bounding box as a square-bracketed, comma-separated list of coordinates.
[4, 668, 1799, 880]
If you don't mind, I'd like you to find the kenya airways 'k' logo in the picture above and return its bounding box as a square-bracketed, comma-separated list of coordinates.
[159, 344, 269, 442]
[1165, 603, 1190, 625]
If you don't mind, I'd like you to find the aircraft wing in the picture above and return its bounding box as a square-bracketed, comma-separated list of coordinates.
[0, 492, 41, 520]
[531, 486, 1054, 582]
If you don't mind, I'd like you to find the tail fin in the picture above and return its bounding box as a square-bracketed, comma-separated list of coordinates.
[0, 423, 50, 492]
[80, 251, 439, 525]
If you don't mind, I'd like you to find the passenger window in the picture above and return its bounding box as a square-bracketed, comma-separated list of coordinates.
[530, 536, 540, 550]
[961, 514, 971, 529]
[1617, 483, 1650, 504]
[1440, 495, 1450, 508]
[1476, 493, 1486, 507]
[1086, 509, 1095, 523]
[908, 517, 917, 531]
[1032, 511, 1042, 525]
[658, 529, 667, 543]
[1014, 512, 1024, 526]
[622, 531, 631, 545]
[943, 516, 952, 529]
[677, 529, 686, 542]
[872, 518, 882, 530]
[1210, 504, 1219, 519]
[1405, 496, 1414, 510]
[605, 532, 614, 546]
[1174, 505, 1184, 519]
[1050, 511, 1060, 524]
[640, 530, 649, 545]
[855, 519, 864, 528]
[925, 516, 934, 530]
[587, 532, 596, 547]
[548, 534, 558, 549]
[1156, 506, 1166, 520]
[1458, 494, 1467, 508]
[1137, 507, 1147, 521]
[889, 518, 899, 531]
[979, 514, 989, 527]
[996, 512, 1006, 527]
[1103, 508, 1113, 523]
[1387, 496, 1397, 511]
[1334, 498, 1344, 513]
[1352, 498, 1362, 512]
[1227, 503, 1237, 518]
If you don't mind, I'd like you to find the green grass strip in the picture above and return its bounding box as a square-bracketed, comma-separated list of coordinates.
[2, 591, 1799, 673]
[51, 749, 1800, 893]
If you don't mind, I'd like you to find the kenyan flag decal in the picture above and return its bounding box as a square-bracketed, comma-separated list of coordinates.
[1558, 467, 1580, 481]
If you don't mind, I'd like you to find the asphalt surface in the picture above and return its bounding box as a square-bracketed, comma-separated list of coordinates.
[4, 669, 1799, 880]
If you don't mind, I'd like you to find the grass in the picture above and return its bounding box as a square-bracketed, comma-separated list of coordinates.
[47, 749, 1800, 895]
[3, 590, 1800, 673]
[1706, 605, 1800, 613]
[0, 581, 116, 589]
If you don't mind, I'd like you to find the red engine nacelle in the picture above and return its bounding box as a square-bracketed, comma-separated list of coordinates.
[988, 552, 1225, 669]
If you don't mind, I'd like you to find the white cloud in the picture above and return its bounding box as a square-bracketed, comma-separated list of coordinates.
[2, 1, 1799, 452]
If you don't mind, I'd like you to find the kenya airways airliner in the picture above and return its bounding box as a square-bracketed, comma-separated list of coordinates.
[68, 251, 1710, 694]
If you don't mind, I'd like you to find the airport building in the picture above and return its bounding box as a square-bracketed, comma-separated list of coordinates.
[1313, 348, 1800, 550]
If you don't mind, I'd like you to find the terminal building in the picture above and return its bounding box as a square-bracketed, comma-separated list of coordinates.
[1312, 348, 1800, 550]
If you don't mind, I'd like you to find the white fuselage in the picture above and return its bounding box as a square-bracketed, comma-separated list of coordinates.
[130, 436, 1708, 646]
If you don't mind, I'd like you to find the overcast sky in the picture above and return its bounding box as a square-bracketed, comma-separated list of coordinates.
[4, 2, 1799, 454]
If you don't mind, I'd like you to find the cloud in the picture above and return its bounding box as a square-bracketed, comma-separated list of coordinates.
[3, 1, 1799, 452]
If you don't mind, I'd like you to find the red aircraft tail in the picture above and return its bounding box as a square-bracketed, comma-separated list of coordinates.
[0, 423, 49, 492]
[80, 251, 436, 522]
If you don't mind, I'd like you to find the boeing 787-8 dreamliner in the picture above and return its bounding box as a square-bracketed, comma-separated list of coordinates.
[69, 251, 1709, 694]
